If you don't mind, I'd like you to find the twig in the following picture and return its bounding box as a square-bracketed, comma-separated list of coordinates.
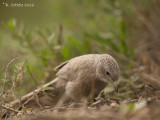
[0, 58, 20, 96]
[1, 105, 18, 113]
[55, 23, 63, 62]
[123, 99, 138, 103]
[50, 107, 85, 111]
[27, 66, 40, 85]
[57, 23, 63, 45]
[10, 78, 58, 107]
[140, 73, 160, 91]
[90, 100, 102, 107]
[34, 91, 43, 108]
[17, 89, 42, 109]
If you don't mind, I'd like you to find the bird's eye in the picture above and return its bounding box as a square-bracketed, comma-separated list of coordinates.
[106, 71, 110, 76]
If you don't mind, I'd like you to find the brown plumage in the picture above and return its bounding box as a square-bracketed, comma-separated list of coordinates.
[53, 54, 120, 101]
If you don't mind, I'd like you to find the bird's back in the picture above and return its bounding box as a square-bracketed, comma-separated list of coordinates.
[56, 54, 101, 81]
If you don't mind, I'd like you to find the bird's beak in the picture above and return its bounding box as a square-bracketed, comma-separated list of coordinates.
[113, 80, 118, 93]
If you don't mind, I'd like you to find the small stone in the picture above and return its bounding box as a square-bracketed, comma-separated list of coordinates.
[110, 102, 120, 108]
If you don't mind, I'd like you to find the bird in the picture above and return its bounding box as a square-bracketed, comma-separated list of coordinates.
[52, 54, 120, 103]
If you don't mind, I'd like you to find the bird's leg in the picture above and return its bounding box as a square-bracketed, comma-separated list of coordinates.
[94, 89, 105, 101]
[91, 89, 108, 107]
[88, 79, 96, 102]
[54, 93, 69, 108]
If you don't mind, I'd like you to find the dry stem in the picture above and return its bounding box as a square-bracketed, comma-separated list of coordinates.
[0, 58, 20, 96]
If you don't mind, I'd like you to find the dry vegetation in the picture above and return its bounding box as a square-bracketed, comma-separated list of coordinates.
[1, 0, 160, 120]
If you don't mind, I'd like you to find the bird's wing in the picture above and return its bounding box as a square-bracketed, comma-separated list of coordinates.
[53, 60, 69, 73]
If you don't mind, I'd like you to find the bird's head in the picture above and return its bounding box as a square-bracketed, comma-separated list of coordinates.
[96, 54, 120, 93]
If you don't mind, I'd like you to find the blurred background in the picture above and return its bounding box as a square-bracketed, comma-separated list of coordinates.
[0, 0, 160, 99]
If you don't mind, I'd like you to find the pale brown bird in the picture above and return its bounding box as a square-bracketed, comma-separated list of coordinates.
[53, 54, 120, 101]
